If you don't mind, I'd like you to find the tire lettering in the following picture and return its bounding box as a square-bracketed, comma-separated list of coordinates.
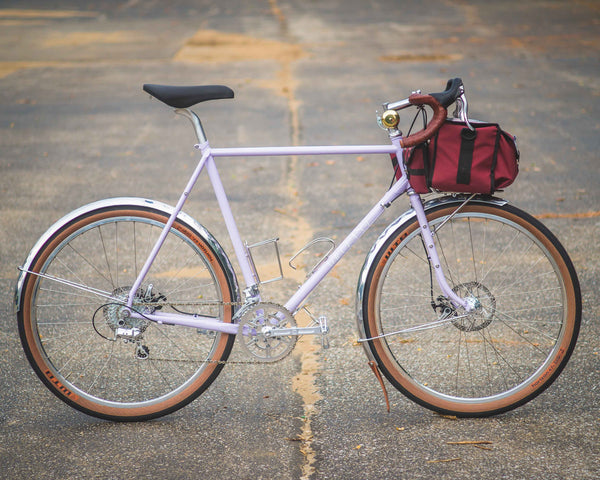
[173, 225, 214, 261]
[44, 370, 79, 401]
[384, 232, 408, 260]
[531, 347, 566, 389]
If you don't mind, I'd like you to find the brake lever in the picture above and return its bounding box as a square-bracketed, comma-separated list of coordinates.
[453, 86, 475, 131]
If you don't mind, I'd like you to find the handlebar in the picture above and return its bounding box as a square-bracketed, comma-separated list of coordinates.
[399, 93, 446, 148]
[386, 78, 464, 149]
[429, 77, 464, 108]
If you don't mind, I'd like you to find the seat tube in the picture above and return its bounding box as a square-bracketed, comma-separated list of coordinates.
[203, 151, 258, 289]
[179, 105, 258, 293]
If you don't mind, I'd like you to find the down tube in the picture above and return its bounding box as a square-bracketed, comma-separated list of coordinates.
[285, 176, 409, 314]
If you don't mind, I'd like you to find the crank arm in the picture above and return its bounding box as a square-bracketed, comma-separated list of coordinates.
[265, 316, 329, 338]
[266, 325, 322, 337]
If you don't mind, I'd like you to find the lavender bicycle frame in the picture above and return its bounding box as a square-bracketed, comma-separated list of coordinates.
[126, 123, 470, 333]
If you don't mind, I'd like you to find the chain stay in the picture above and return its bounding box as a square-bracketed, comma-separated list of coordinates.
[134, 299, 293, 365]
[116, 299, 330, 365]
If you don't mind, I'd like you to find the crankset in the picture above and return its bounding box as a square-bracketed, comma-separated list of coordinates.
[237, 302, 330, 362]
[237, 303, 298, 362]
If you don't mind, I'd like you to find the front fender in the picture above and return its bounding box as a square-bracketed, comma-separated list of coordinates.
[355, 195, 508, 361]
[14, 197, 240, 313]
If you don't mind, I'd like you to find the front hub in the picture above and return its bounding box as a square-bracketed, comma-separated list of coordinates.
[451, 281, 496, 332]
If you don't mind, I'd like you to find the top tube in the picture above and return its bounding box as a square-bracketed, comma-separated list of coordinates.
[209, 145, 397, 157]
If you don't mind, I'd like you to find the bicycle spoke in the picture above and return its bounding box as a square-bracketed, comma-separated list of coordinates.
[364, 202, 579, 416]
[19, 205, 237, 418]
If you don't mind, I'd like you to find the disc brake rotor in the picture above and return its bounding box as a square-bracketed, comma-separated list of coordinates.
[451, 281, 496, 332]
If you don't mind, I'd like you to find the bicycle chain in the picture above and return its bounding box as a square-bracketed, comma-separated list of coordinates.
[131, 299, 291, 366]
[136, 300, 244, 307]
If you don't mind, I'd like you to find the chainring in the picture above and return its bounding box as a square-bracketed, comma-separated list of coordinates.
[237, 302, 297, 362]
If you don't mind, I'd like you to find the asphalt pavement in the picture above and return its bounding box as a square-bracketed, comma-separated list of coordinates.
[0, 1, 598, 479]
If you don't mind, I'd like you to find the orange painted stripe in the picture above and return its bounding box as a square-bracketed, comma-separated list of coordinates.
[534, 211, 600, 219]
[0, 9, 98, 18]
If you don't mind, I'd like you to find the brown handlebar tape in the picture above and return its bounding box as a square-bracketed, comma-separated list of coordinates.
[399, 94, 447, 148]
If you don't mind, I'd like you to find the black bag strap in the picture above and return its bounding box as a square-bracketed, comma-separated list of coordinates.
[427, 134, 437, 188]
[489, 128, 502, 190]
[456, 127, 477, 185]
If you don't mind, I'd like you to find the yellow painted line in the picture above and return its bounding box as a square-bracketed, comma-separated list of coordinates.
[0, 9, 98, 18]
[0, 58, 154, 79]
[174, 29, 305, 64]
[0, 61, 61, 79]
[380, 53, 463, 62]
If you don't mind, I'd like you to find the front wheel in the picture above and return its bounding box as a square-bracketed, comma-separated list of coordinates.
[361, 201, 581, 417]
[17, 200, 238, 421]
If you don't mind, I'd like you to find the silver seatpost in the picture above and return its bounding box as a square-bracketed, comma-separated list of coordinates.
[175, 108, 208, 144]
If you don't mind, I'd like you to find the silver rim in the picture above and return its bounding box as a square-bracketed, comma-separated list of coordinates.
[28, 211, 227, 408]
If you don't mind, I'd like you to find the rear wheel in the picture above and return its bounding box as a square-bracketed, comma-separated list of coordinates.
[362, 202, 581, 416]
[18, 204, 237, 421]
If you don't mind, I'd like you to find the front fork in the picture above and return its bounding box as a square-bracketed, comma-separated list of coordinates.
[408, 192, 472, 312]
[390, 135, 471, 312]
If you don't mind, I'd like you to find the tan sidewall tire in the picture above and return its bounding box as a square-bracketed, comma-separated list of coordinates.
[18, 207, 235, 421]
[364, 203, 580, 416]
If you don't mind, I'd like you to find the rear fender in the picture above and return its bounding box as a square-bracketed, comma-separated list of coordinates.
[14, 197, 240, 313]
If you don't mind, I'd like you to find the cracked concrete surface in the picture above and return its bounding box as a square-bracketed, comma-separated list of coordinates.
[0, 1, 598, 479]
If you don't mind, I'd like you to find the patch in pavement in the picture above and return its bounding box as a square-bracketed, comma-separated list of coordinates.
[174, 29, 305, 64]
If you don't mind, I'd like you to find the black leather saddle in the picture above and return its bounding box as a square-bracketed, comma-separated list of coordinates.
[143, 84, 234, 108]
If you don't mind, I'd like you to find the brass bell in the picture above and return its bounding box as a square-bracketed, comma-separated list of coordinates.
[381, 109, 399, 129]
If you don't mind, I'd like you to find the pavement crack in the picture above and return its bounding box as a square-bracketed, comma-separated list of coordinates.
[292, 335, 321, 480]
[276, 160, 321, 479]
[273, 37, 319, 475]
[172, 17, 319, 476]
[278, 144, 321, 480]
[269, 0, 289, 37]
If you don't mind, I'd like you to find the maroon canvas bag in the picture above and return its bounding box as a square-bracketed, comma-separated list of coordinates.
[396, 119, 519, 195]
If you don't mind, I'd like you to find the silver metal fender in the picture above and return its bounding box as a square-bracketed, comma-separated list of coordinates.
[14, 197, 240, 312]
[355, 194, 508, 362]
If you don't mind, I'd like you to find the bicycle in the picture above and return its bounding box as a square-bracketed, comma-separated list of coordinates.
[15, 78, 581, 421]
